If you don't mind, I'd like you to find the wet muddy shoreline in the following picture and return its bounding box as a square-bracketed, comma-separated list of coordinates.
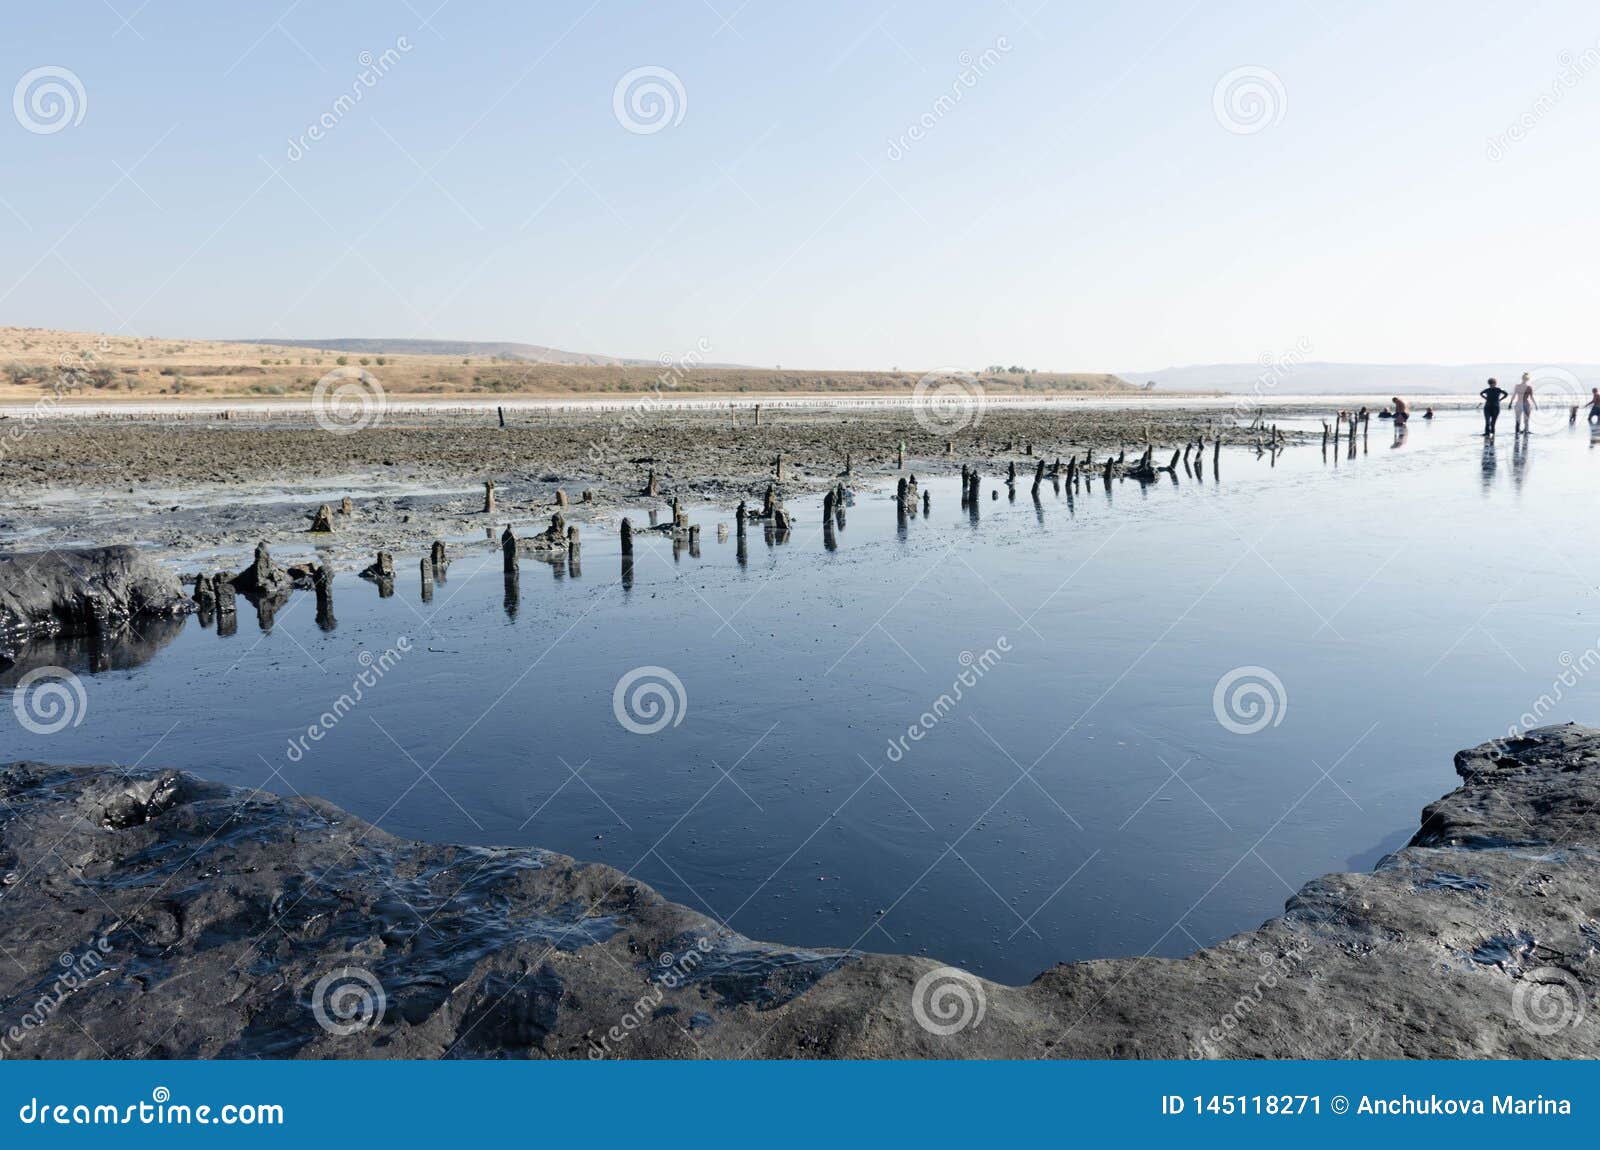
[1, 724, 1595, 1058]
[1, 405, 1299, 572]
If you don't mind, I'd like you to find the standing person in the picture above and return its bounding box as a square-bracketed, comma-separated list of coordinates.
[1588, 387, 1600, 425]
[1480, 377, 1508, 437]
[1511, 372, 1537, 435]
[1391, 396, 1410, 425]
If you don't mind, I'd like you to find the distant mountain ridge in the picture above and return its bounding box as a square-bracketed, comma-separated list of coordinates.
[1130, 361, 1600, 395]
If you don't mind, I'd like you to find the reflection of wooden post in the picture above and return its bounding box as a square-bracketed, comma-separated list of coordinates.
[483, 480, 496, 514]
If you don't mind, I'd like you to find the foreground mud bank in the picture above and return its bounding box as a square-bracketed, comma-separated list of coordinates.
[1, 724, 1594, 1059]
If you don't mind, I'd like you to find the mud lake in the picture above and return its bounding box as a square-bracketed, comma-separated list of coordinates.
[5, 410, 1599, 984]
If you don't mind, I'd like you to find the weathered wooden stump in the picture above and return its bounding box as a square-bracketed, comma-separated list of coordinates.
[483, 480, 497, 514]
[643, 470, 659, 497]
[502, 526, 519, 573]
[419, 558, 433, 601]
[339, 496, 354, 517]
[556, 489, 568, 508]
[309, 504, 335, 533]
[620, 517, 634, 555]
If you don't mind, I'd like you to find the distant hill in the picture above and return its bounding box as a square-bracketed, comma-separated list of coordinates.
[1130, 362, 1600, 395]
[248, 337, 651, 366]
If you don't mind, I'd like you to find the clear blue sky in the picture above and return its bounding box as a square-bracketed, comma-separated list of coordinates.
[3, 2, 1598, 372]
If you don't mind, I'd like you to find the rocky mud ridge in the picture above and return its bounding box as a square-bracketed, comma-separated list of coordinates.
[0, 724, 1595, 1058]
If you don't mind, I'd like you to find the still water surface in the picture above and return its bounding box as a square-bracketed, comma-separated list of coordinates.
[5, 412, 1599, 984]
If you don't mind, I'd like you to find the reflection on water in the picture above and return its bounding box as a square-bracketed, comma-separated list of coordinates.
[4, 412, 1599, 984]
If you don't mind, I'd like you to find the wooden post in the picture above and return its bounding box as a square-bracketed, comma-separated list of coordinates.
[420, 557, 433, 601]
[897, 441, 905, 469]
[498, 405, 506, 428]
[502, 525, 519, 573]
[644, 470, 659, 497]
[556, 489, 568, 508]
[620, 517, 634, 555]
[483, 480, 496, 514]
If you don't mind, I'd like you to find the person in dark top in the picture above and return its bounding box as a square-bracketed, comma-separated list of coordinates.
[1391, 396, 1410, 425]
[1480, 377, 1509, 437]
[1588, 388, 1600, 425]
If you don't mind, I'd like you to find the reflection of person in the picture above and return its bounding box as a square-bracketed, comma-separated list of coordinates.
[1479, 378, 1508, 437]
[1588, 388, 1600, 425]
[1391, 396, 1409, 425]
[1512, 372, 1536, 435]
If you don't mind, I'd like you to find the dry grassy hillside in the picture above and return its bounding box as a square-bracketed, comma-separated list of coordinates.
[0, 326, 1132, 401]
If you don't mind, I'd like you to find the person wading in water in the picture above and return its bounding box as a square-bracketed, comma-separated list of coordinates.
[1480, 377, 1508, 437]
[1512, 372, 1537, 435]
